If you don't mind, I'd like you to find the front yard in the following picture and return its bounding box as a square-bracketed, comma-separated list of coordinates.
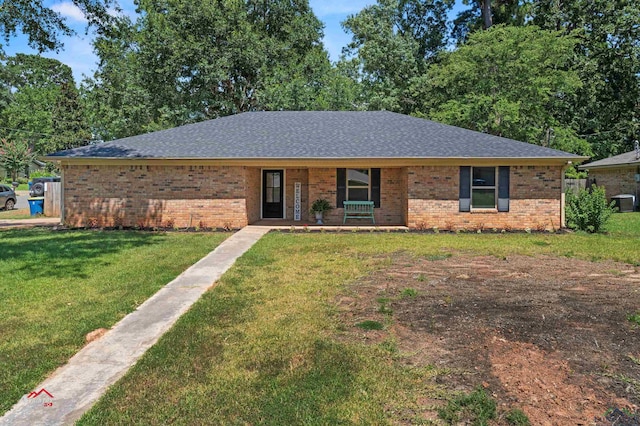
[0, 208, 33, 220]
[75, 214, 640, 425]
[0, 229, 227, 414]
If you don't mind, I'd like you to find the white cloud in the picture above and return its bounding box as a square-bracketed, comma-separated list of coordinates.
[40, 35, 98, 83]
[51, 2, 87, 23]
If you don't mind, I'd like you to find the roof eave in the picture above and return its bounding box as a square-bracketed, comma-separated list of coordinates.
[47, 156, 583, 167]
[578, 161, 640, 170]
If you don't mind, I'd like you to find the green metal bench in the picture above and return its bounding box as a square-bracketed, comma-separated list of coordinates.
[343, 201, 375, 224]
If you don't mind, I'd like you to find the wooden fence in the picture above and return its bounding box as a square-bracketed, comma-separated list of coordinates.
[44, 182, 61, 217]
[564, 179, 586, 194]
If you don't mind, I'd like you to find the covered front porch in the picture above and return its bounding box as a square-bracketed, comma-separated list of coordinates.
[245, 166, 407, 226]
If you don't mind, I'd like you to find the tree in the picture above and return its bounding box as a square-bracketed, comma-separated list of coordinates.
[0, 138, 35, 181]
[51, 82, 92, 150]
[451, 0, 529, 43]
[418, 25, 591, 155]
[341, 0, 454, 113]
[532, 0, 640, 159]
[85, 0, 336, 140]
[0, 0, 116, 52]
[0, 54, 90, 154]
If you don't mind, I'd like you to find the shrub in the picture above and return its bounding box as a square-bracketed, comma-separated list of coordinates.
[30, 170, 58, 179]
[564, 165, 587, 179]
[565, 185, 616, 233]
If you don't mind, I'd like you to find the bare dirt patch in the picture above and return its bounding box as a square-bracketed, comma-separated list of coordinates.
[337, 254, 640, 425]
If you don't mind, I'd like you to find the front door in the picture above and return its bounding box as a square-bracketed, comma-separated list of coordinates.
[262, 170, 284, 219]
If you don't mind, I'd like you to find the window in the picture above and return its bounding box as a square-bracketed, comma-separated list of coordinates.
[471, 167, 496, 209]
[459, 166, 510, 212]
[337, 168, 381, 208]
[346, 169, 370, 201]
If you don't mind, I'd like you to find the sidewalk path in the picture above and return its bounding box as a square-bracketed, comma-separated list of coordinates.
[0, 226, 270, 426]
[0, 218, 60, 228]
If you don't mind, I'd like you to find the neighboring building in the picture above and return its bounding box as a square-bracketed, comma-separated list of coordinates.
[45, 111, 585, 230]
[1, 159, 46, 181]
[579, 145, 640, 211]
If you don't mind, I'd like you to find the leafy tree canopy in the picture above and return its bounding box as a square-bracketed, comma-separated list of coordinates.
[341, 0, 453, 113]
[0, 54, 91, 154]
[0, 0, 117, 52]
[85, 0, 349, 140]
[0, 138, 35, 181]
[532, 0, 640, 159]
[418, 25, 591, 155]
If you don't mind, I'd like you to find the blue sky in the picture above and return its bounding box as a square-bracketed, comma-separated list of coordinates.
[4, 0, 461, 84]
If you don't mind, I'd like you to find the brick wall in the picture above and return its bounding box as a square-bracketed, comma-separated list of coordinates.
[407, 165, 564, 231]
[308, 167, 405, 225]
[589, 167, 640, 208]
[62, 164, 250, 228]
[308, 168, 338, 224]
[61, 163, 567, 230]
[246, 167, 261, 224]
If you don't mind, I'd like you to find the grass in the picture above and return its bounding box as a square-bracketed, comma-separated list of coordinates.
[0, 229, 227, 414]
[1, 182, 28, 191]
[77, 214, 640, 424]
[505, 408, 531, 425]
[0, 211, 624, 423]
[437, 387, 497, 425]
[356, 320, 384, 330]
[79, 233, 443, 424]
[606, 212, 640, 236]
[0, 208, 36, 220]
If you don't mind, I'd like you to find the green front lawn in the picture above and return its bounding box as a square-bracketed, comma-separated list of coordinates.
[78, 214, 640, 424]
[1, 182, 28, 191]
[0, 208, 36, 220]
[0, 229, 227, 414]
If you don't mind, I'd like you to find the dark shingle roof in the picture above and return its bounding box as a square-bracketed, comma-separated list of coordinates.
[47, 111, 582, 160]
[578, 149, 640, 169]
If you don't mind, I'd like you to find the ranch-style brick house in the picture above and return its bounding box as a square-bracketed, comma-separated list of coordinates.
[578, 147, 640, 212]
[46, 111, 586, 230]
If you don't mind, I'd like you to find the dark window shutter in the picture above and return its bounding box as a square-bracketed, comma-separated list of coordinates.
[371, 168, 381, 208]
[336, 168, 346, 208]
[459, 166, 471, 212]
[498, 166, 510, 212]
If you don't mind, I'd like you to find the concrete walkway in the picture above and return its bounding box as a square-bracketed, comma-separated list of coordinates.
[0, 226, 270, 426]
[0, 217, 60, 228]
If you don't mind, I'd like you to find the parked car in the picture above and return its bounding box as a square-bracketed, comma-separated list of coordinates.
[29, 176, 60, 197]
[0, 184, 17, 210]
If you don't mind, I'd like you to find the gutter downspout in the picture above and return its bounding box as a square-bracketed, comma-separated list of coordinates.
[60, 165, 65, 225]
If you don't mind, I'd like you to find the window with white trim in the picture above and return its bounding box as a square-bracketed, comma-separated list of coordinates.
[460, 166, 510, 212]
[471, 167, 497, 209]
[337, 168, 381, 208]
[346, 169, 370, 201]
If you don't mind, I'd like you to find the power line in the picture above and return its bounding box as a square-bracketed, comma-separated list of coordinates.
[0, 126, 53, 137]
